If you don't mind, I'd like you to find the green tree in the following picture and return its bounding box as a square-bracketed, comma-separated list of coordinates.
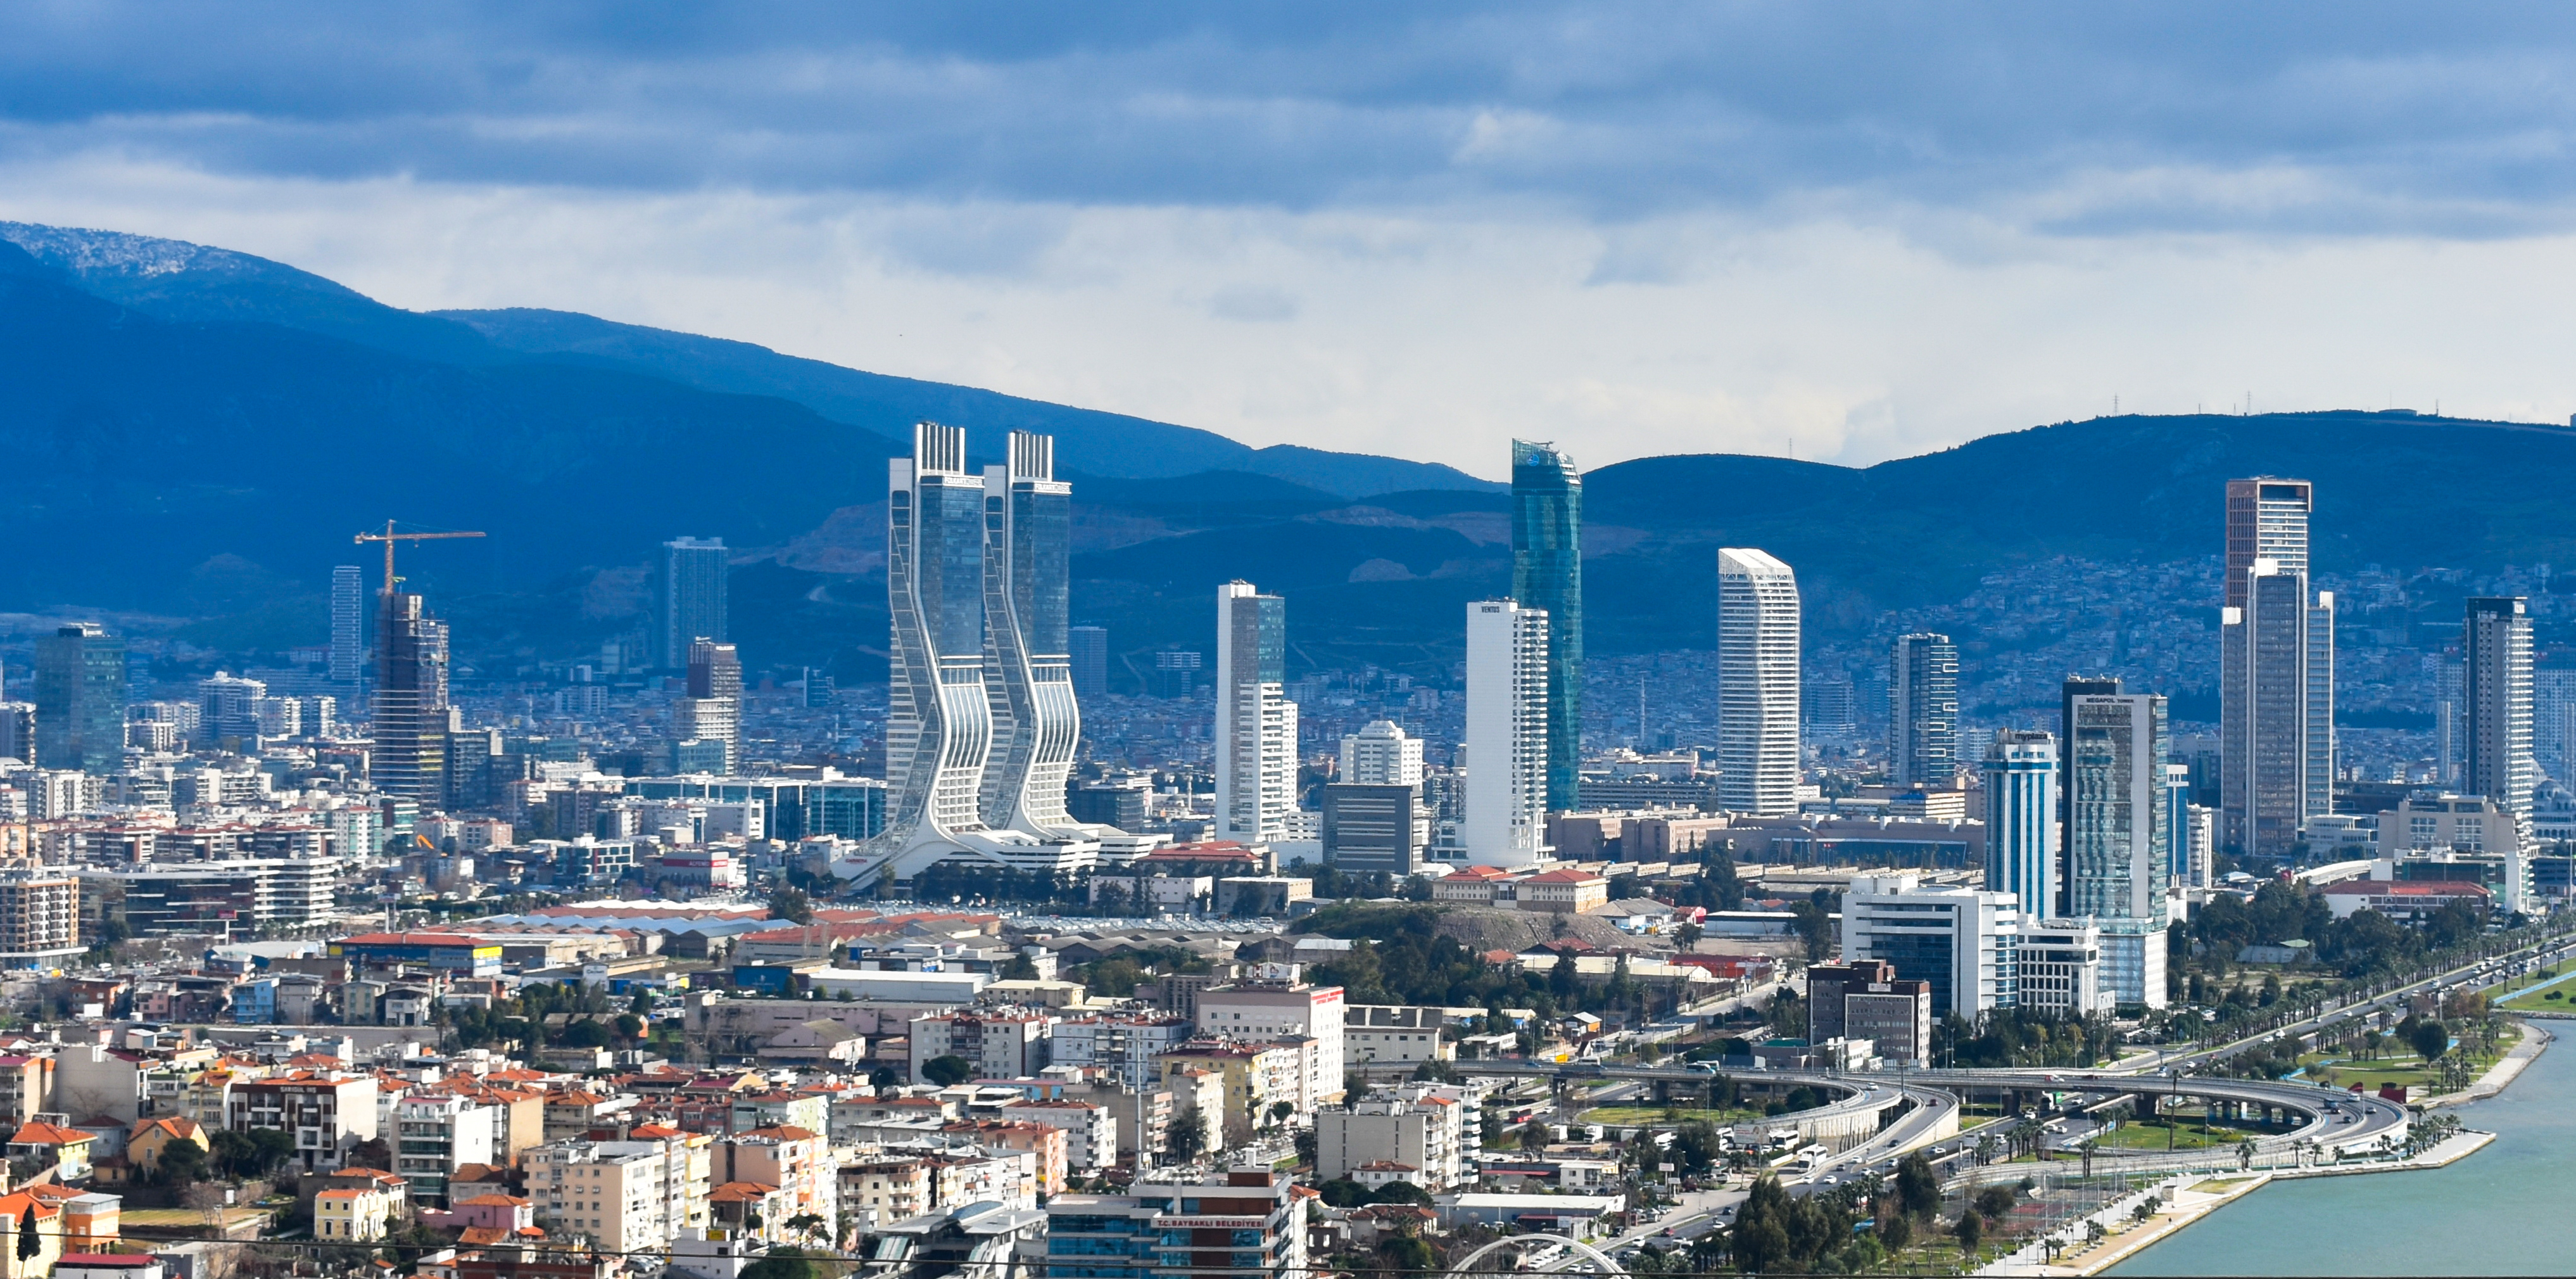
[2408, 1019, 2451, 1064]
[16, 1207, 34, 1262]
[1168, 1109, 1208, 1161]
[1955, 1210, 1984, 1256]
[153, 1140, 209, 1187]
[1375, 1236, 1436, 1273]
[768, 888, 815, 925]
[921, 1055, 974, 1086]
[738, 1247, 834, 1279]
[1893, 1152, 1940, 1221]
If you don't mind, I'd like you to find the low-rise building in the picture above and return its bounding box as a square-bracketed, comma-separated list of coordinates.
[1343, 1006, 1455, 1067]
[315, 1185, 401, 1242]
[1515, 868, 1610, 915]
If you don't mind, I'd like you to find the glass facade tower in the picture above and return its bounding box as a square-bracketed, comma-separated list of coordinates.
[34, 623, 126, 775]
[372, 592, 451, 803]
[1511, 440, 1582, 813]
[659, 536, 729, 670]
[981, 430, 1085, 836]
[1890, 632, 1960, 787]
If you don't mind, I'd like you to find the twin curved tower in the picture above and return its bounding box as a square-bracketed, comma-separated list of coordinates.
[879, 423, 1118, 879]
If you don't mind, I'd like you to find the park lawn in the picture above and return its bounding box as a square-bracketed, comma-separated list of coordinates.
[1580, 1105, 1760, 1126]
[2500, 981, 2576, 1014]
[2088, 1119, 2266, 1152]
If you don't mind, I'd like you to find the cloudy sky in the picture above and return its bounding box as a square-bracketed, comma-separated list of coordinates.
[6, 3, 2576, 478]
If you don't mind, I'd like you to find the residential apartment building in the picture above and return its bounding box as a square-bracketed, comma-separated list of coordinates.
[716, 1126, 835, 1232]
[527, 1133, 710, 1253]
[1047, 1015, 1191, 1090]
[1156, 1040, 1310, 1146]
[1042, 1168, 1308, 1279]
[1216, 582, 1299, 845]
[1463, 599, 1551, 868]
[1315, 1088, 1465, 1189]
[227, 1071, 378, 1173]
[392, 1093, 500, 1207]
[1000, 1100, 1115, 1173]
[1194, 970, 1344, 1112]
[2465, 597, 2537, 832]
[1716, 549, 1800, 815]
[908, 1010, 1054, 1082]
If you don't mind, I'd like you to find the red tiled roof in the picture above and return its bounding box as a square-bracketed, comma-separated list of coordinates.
[9, 1123, 91, 1147]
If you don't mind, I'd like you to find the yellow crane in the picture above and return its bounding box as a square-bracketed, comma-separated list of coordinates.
[353, 520, 486, 596]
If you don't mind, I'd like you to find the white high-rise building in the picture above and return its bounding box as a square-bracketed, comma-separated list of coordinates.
[2465, 596, 2536, 831]
[1217, 582, 1299, 844]
[980, 431, 1090, 838]
[1717, 549, 1801, 815]
[878, 424, 1102, 880]
[328, 566, 365, 689]
[1464, 599, 1550, 867]
[1981, 729, 2057, 921]
[1339, 720, 1424, 787]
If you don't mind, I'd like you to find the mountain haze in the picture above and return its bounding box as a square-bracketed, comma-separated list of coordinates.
[1, 220, 2573, 685]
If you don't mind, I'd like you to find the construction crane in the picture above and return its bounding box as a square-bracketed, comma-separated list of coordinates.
[353, 520, 486, 596]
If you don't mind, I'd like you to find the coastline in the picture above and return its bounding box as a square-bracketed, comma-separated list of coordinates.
[1976, 1019, 2546, 1276]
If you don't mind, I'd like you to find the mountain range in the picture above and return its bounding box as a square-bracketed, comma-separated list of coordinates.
[3, 219, 2575, 686]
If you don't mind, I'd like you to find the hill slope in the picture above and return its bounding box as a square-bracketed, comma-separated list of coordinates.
[4, 221, 2575, 685]
[0, 221, 1493, 497]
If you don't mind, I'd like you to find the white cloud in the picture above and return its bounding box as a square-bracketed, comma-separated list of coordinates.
[5, 154, 2576, 481]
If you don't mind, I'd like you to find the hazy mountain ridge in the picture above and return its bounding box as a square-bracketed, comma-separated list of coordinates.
[4, 221, 2576, 686]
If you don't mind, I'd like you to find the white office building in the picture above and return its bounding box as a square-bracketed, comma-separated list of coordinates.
[1464, 599, 1551, 867]
[1839, 875, 2020, 1020]
[1341, 720, 1425, 787]
[2016, 919, 2105, 1017]
[1218, 582, 1301, 845]
[1717, 549, 1801, 815]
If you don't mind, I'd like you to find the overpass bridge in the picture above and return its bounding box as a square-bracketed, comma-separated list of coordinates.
[1455, 1058, 2408, 1180]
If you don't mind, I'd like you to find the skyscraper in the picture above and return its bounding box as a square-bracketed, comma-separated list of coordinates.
[1981, 729, 2058, 920]
[1889, 633, 1960, 787]
[373, 592, 451, 803]
[1069, 625, 1110, 702]
[1216, 582, 1299, 844]
[1465, 599, 1550, 867]
[679, 639, 743, 773]
[877, 425, 1113, 879]
[981, 431, 1083, 837]
[659, 537, 729, 670]
[1511, 441, 1582, 813]
[34, 623, 125, 775]
[2065, 684, 2170, 1008]
[2465, 596, 2536, 829]
[883, 423, 997, 856]
[328, 566, 366, 689]
[2219, 476, 2333, 858]
[1716, 549, 1800, 815]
